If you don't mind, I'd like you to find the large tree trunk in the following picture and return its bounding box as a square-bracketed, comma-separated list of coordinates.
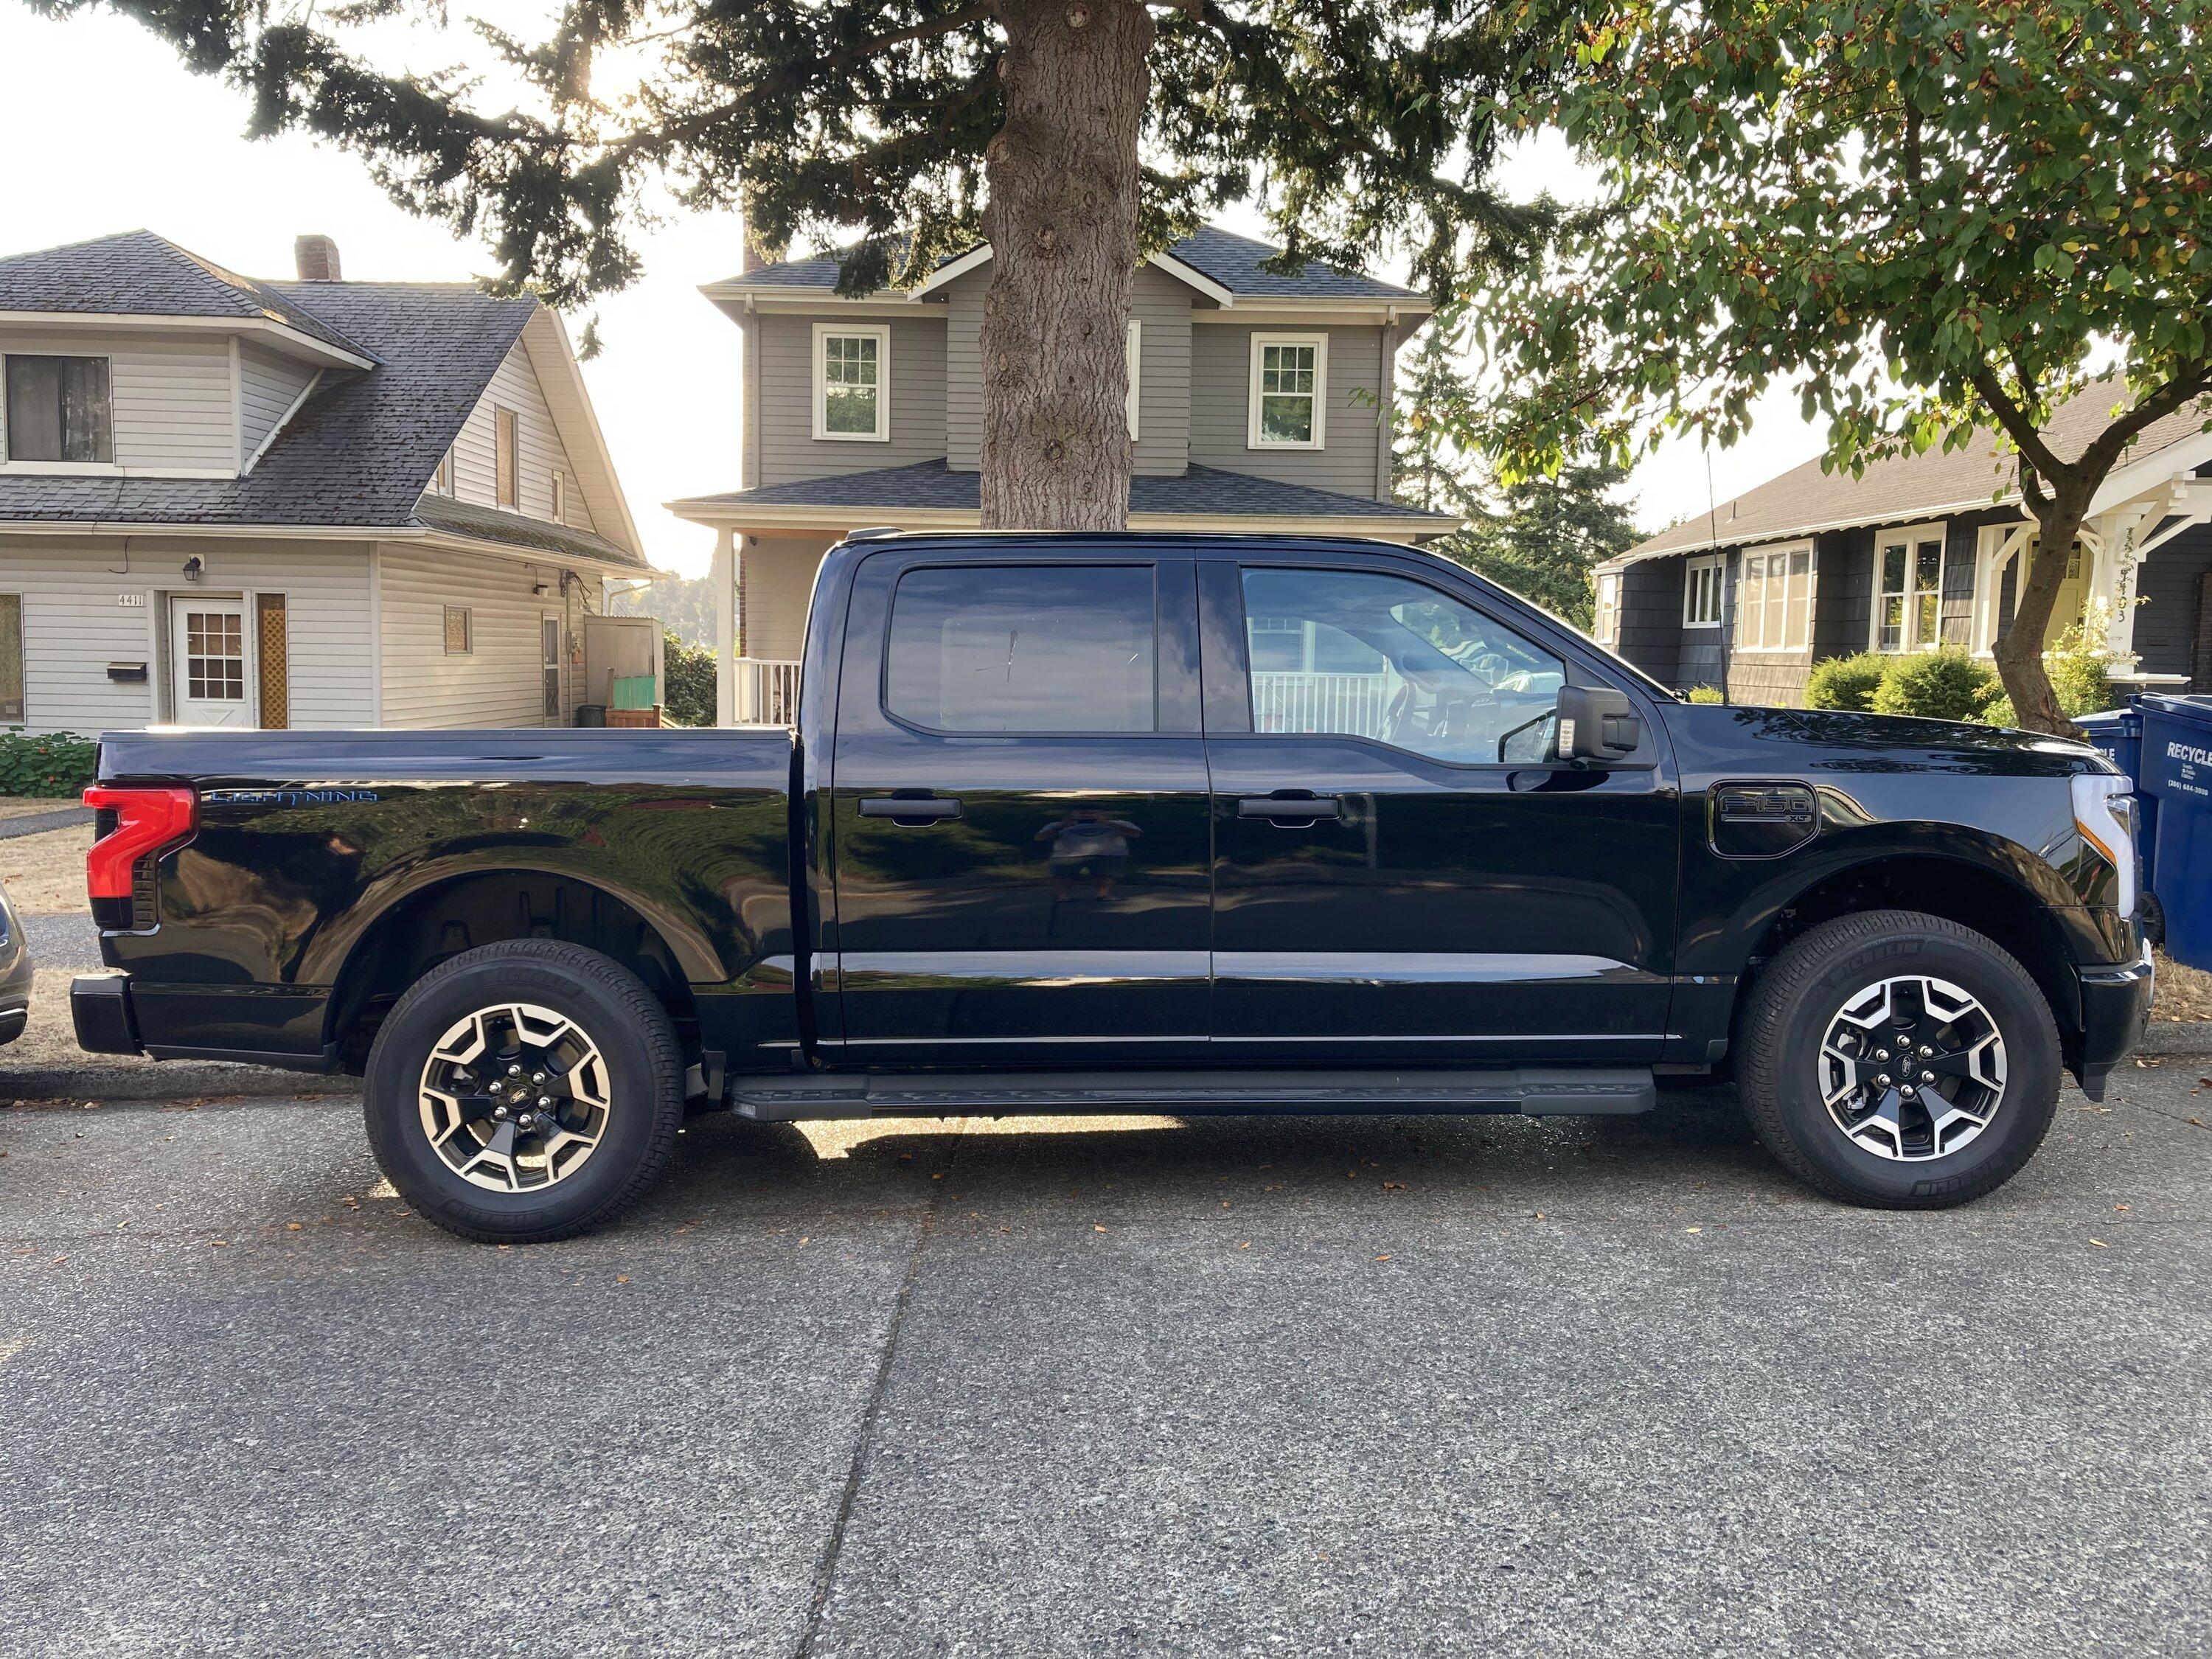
[1992, 479, 2094, 738]
[978, 0, 1151, 529]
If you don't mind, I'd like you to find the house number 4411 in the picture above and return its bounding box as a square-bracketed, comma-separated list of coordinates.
[116, 594, 145, 608]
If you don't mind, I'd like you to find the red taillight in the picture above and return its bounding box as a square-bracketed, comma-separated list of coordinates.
[83, 786, 197, 902]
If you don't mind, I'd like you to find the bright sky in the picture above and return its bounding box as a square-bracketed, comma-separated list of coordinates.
[0, 7, 1829, 577]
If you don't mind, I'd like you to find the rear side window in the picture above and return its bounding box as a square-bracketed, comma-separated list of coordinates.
[886, 564, 1157, 733]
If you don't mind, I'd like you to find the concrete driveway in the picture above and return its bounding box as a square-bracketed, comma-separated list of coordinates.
[2, 1065, 2208, 1657]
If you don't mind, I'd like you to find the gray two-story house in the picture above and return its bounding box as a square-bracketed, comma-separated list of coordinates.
[668, 226, 1455, 722]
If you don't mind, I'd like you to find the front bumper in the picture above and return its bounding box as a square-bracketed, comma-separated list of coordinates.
[2074, 952, 2154, 1100]
[72, 973, 142, 1056]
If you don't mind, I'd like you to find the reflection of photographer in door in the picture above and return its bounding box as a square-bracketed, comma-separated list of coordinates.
[1035, 807, 1143, 902]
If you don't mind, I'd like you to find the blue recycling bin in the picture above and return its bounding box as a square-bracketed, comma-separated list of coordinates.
[2135, 694, 2212, 970]
[2074, 707, 2158, 900]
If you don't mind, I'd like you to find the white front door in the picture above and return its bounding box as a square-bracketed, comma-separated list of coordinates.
[169, 598, 251, 728]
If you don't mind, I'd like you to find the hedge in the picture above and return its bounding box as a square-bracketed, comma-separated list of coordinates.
[0, 730, 97, 798]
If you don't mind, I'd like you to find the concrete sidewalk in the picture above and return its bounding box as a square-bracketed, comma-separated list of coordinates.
[3, 1069, 2209, 1656]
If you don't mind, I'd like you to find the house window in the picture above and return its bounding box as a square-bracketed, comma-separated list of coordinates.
[4, 354, 112, 464]
[495, 408, 519, 507]
[0, 594, 23, 722]
[1874, 524, 1948, 650]
[1736, 543, 1814, 652]
[1683, 556, 1723, 628]
[443, 605, 473, 655]
[1125, 320, 1141, 441]
[1594, 572, 1621, 646]
[552, 470, 568, 522]
[1248, 333, 1326, 448]
[813, 324, 889, 441]
[431, 448, 453, 495]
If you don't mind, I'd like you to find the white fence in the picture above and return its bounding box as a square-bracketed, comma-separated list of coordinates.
[733, 657, 801, 725]
[1250, 670, 1394, 739]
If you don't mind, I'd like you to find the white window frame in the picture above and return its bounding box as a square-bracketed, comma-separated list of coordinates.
[494, 406, 519, 509]
[1735, 540, 1815, 653]
[1247, 332, 1328, 450]
[551, 468, 568, 522]
[1869, 521, 1950, 653]
[812, 323, 891, 442]
[1593, 571, 1622, 647]
[1683, 554, 1724, 628]
[1124, 319, 1141, 442]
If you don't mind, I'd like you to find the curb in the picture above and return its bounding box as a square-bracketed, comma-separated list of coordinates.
[0, 1062, 361, 1105]
[2138, 1021, 2212, 1058]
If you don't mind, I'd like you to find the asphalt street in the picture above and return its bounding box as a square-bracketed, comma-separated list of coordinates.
[2, 1064, 2209, 1658]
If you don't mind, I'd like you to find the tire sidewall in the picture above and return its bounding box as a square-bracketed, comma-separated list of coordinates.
[365, 950, 675, 1237]
[1762, 926, 2059, 1204]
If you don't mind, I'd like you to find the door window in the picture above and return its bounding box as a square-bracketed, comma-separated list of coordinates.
[182, 609, 245, 702]
[1239, 568, 1568, 765]
[885, 564, 1157, 734]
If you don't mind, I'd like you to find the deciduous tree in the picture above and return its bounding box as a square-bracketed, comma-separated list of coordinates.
[1469, 0, 2212, 733]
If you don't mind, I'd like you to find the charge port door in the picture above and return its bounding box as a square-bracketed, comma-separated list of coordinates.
[1711, 782, 1818, 859]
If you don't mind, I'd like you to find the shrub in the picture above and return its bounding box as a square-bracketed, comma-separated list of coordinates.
[1806, 651, 1888, 712]
[2043, 619, 2117, 718]
[1683, 684, 1725, 704]
[660, 630, 717, 727]
[1870, 647, 2000, 722]
[0, 730, 97, 797]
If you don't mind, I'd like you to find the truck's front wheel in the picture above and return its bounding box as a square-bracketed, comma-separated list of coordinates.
[1737, 910, 2062, 1208]
[363, 941, 685, 1242]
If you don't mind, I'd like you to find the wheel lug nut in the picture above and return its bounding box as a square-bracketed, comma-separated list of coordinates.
[1874, 1049, 1890, 1061]
[1874, 1074, 1892, 1088]
[1918, 1045, 1933, 1057]
[507, 1064, 522, 1077]
[538, 1096, 553, 1108]
[495, 1106, 509, 1119]
[1900, 1085, 1917, 1098]
[532, 1072, 546, 1084]
[1921, 1070, 1935, 1083]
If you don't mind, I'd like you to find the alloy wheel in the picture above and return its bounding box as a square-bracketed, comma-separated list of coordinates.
[1816, 975, 2007, 1161]
[417, 1002, 613, 1192]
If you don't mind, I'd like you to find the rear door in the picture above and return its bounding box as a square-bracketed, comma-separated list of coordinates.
[821, 546, 1211, 1066]
[1198, 548, 1680, 1061]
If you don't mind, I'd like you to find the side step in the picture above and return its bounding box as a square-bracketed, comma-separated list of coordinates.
[731, 1066, 1655, 1123]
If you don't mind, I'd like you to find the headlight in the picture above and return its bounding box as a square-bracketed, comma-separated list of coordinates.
[2070, 773, 2139, 918]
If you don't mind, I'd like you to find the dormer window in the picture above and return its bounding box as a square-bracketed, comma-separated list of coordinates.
[4, 354, 113, 464]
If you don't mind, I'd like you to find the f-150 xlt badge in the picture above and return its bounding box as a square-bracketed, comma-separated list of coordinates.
[203, 788, 381, 806]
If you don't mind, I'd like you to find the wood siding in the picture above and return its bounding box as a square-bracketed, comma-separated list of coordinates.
[0, 328, 237, 473]
[376, 544, 601, 728]
[1188, 322, 1390, 499]
[237, 340, 316, 462]
[753, 313, 947, 484]
[2137, 521, 2212, 686]
[736, 534, 840, 661]
[450, 338, 598, 532]
[0, 535, 374, 732]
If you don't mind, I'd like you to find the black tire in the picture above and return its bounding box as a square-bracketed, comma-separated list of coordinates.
[364, 940, 684, 1243]
[1736, 909, 2062, 1209]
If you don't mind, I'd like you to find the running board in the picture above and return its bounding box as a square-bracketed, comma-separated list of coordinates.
[731, 1066, 1655, 1122]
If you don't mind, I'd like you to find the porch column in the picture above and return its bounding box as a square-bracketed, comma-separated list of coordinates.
[712, 525, 737, 727]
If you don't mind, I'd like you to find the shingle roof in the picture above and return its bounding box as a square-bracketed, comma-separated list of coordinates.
[0, 229, 375, 361]
[672, 459, 1453, 524]
[1620, 380, 2212, 563]
[0, 260, 641, 567]
[728, 223, 1422, 304]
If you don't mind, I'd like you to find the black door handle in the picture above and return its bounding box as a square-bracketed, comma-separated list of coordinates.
[859, 795, 961, 823]
[1238, 795, 1340, 823]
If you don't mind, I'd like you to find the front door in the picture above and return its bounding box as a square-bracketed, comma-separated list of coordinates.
[1198, 551, 1680, 1061]
[822, 547, 1211, 1066]
[168, 598, 251, 728]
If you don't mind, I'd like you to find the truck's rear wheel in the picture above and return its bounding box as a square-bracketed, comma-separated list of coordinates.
[1736, 909, 2061, 1208]
[364, 941, 684, 1242]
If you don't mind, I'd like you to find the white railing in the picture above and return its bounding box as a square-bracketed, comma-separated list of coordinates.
[733, 657, 801, 725]
[1251, 670, 1394, 740]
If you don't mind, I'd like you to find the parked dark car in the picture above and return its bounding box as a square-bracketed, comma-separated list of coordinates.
[71, 532, 2151, 1240]
[0, 876, 27, 1046]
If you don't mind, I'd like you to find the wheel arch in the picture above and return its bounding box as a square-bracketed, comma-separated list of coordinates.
[322, 867, 705, 1071]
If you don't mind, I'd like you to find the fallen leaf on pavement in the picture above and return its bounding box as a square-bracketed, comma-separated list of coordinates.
[2088, 1239, 2109, 1248]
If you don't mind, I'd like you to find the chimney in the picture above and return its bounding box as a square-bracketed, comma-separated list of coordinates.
[293, 235, 342, 281]
[740, 223, 785, 274]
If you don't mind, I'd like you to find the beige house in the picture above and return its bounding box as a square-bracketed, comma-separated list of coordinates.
[0, 231, 649, 733]
[1596, 384, 2212, 705]
[667, 226, 1458, 723]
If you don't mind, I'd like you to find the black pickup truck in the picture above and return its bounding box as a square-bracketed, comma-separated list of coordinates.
[72, 531, 2151, 1240]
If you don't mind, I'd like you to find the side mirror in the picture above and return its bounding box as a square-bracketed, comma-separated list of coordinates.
[1557, 686, 1642, 763]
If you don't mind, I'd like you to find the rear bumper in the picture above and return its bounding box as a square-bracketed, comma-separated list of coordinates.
[72, 973, 142, 1055]
[2074, 953, 2154, 1100]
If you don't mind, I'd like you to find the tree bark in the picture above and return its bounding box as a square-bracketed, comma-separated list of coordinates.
[1992, 476, 2093, 738]
[978, 0, 1150, 529]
